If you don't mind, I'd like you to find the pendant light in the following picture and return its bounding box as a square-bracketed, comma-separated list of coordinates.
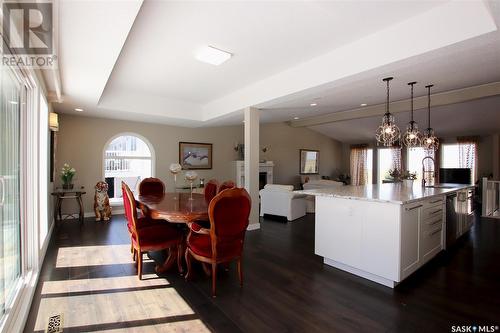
[422, 84, 439, 151]
[402, 81, 422, 147]
[375, 77, 400, 146]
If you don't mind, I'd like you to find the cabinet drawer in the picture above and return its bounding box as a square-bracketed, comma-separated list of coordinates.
[422, 205, 443, 220]
[421, 225, 442, 256]
[421, 215, 443, 233]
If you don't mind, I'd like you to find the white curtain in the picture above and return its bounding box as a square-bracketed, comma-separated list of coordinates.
[457, 136, 478, 182]
[350, 147, 368, 186]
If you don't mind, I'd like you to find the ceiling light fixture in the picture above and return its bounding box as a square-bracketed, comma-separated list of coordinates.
[422, 84, 439, 151]
[402, 81, 422, 148]
[293, 117, 300, 120]
[360, 103, 367, 107]
[310, 103, 317, 106]
[75, 108, 83, 112]
[195, 46, 232, 66]
[375, 77, 400, 147]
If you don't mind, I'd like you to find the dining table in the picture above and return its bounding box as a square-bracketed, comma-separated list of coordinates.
[137, 192, 209, 273]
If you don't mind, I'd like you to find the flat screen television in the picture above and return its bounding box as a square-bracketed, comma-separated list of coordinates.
[439, 168, 471, 184]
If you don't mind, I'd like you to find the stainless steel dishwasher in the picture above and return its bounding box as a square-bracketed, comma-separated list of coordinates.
[445, 193, 458, 249]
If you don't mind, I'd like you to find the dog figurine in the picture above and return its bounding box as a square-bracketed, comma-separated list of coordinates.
[94, 181, 112, 221]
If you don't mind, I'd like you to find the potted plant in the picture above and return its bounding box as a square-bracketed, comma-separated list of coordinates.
[61, 163, 76, 189]
[401, 170, 417, 187]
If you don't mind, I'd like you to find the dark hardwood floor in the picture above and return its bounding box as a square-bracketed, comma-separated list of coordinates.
[24, 213, 500, 332]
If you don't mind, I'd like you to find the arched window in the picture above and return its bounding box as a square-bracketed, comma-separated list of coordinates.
[103, 133, 154, 201]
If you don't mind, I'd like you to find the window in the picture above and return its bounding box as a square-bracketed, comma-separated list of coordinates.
[104, 134, 153, 200]
[441, 143, 477, 184]
[407, 147, 435, 184]
[378, 148, 401, 185]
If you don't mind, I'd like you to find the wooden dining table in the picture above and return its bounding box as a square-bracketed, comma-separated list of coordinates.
[137, 192, 209, 273]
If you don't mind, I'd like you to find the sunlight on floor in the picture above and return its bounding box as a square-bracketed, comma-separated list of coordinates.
[36, 244, 211, 332]
[56, 244, 135, 267]
[41, 274, 168, 295]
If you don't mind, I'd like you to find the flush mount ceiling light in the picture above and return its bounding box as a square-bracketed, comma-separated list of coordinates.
[402, 81, 423, 148]
[310, 103, 318, 106]
[75, 108, 84, 112]
[360, 103, 367, 107]
[195, 46, 232, 66]
[293, 117, 300, 120]
[422, 84, 439, 151]
[375, 77, 400, 147]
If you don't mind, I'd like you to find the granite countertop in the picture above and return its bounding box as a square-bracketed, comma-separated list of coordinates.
[295, 183, 474, 204]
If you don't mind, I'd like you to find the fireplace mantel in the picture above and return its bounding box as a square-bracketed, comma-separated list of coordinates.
[233, 161, 274, 188]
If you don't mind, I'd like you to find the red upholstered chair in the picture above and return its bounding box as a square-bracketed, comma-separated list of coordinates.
[122, 182, 183, 279]
[139, 177, 165, 196]
[204, 179, 219, 204]
[218, 180, 235, 193]
[185, 187, 251, 297]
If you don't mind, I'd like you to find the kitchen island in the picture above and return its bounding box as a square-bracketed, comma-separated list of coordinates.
[296, 183, 474, 288]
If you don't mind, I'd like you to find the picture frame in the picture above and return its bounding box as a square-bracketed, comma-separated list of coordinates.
[300, 149, 319, 174]
[179, 142, 213, 170]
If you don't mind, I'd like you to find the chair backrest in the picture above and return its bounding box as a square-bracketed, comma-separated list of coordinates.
[204, 179, 219, 204]
[208, 188, 251, 259]
[218, 180, 235, 193]
[122, 182, 140, 236]
[139, 177, 165, 196]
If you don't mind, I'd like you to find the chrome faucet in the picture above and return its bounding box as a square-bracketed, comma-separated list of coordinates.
[422, 156, 436, 187]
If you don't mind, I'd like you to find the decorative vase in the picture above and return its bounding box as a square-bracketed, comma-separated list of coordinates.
[403, 179, 414, 187]
[62, 183, 74, 190]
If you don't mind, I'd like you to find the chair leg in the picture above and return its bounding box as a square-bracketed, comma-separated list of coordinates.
[211, 263, 217, 297]
[185, 250, 193, 280]
[237, 258, 243, 287]
[177, 244, 184, 275]
[137, 251, 143, 280]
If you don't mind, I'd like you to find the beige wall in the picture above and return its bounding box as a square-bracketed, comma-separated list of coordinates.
[56, 114, 342, 213]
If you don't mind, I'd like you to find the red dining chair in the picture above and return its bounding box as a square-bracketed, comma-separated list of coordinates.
[122, 182, 183, 279]
[185, 187, 251, 297]
[218, 180, 235, 193]
[204, 179, 219, 204]
[139, 177, 165, 196]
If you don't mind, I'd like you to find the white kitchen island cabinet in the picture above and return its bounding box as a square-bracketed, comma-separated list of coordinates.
[298, 184, 472, 288]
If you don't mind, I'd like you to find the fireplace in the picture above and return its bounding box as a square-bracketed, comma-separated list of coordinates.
[259, 172, 268, 190]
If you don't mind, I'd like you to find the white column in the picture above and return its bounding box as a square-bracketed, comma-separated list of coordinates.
[244, 107, 260, 229]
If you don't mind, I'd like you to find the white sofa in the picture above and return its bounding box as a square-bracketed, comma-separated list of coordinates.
[302, 179, 344, 213]
[259, 184, 307, 221]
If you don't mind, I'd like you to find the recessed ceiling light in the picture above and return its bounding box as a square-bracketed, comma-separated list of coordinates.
[9, 101, 18, 105]
[310, 103, 318, 107]
[293, 117, 300, 120]
[360, 103, 368, 107]
[74, 108, 84, 112]
[195, 46, 232, 66]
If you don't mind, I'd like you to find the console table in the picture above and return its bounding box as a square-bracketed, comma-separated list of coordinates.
[51, 187, 86, 226]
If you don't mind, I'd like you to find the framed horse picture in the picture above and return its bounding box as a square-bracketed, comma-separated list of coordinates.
[179, 142, 213, 170]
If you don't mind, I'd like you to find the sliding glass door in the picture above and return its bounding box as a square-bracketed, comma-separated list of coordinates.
[0, 62, 22, 319]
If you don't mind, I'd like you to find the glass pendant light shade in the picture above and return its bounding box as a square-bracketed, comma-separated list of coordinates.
[403, 81, 422, 147]
[422, 84, 439, 151]
[375, 77, 401, 147]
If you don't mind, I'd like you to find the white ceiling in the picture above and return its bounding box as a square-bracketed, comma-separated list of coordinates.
[52, 0, 500, 141]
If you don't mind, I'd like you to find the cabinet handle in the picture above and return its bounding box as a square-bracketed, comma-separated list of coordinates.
[427, 218, 441, 226]
[428, 228, 442, 236]
[406, 204, 423, 211]
[429, 209, 442, 215]
[429, 199, 443, 204]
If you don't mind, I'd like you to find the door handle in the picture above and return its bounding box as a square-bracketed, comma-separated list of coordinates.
[0, 176, 5, 207]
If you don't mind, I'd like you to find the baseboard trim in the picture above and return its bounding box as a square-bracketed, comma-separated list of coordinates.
[323, 258, 397, 289]
[61, 208, 125, 220]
